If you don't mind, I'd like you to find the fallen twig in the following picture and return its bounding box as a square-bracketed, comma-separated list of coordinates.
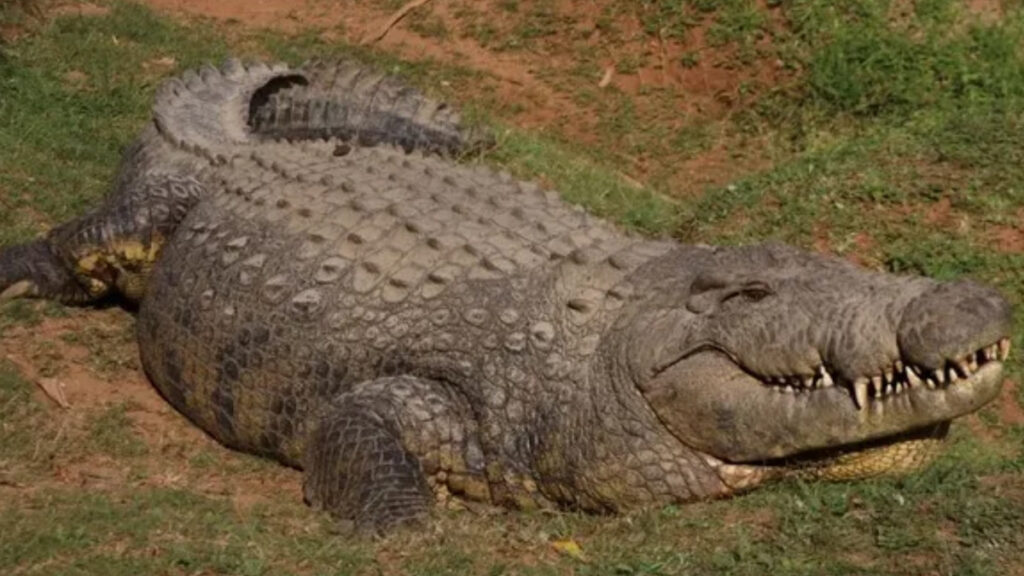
[658, 28, 669, 87]
[367, 0, 435, 44]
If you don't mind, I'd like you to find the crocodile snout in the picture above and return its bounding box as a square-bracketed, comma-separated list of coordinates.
[898, 280, 1013, 371]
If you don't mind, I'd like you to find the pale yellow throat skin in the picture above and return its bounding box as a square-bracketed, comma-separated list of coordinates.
[709, 423, 951, 495]
[807, 423, 951, 482]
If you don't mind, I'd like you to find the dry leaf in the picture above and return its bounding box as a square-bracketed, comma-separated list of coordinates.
[36, 378, 71, 409]
[598, 66, 614, 88]
[552, 539, 588, 562]
[149, 57, 177, 68]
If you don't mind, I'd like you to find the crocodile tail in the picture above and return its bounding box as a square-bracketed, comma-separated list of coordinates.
[152, 59, 310, 157]
[248, 59, 494, 156]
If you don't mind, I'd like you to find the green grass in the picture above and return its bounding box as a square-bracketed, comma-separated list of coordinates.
[1, 1, 1023, 574]
[0, 1, 231, 243]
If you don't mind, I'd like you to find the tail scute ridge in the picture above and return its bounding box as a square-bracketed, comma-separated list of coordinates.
[152, 60, 308, 154]
[248, 59, 493, 156]
[152, 58, 492, 160]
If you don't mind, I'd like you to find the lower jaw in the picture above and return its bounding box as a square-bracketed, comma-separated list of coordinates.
[800, 421, 951, 481]
[715, 422, 952, 491]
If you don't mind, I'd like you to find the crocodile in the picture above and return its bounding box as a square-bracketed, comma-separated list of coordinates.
[0, 60, 1014, 533]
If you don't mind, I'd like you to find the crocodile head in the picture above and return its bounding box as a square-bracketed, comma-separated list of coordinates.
[623, 244, 1013, 486]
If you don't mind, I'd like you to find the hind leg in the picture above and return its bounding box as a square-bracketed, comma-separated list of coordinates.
[0, 240, 90, 302]
[0, 172, 204, 304]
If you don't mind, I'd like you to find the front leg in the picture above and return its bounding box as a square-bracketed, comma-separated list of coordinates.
[302, 376, 487, 534]
[303, 407, 431, 533]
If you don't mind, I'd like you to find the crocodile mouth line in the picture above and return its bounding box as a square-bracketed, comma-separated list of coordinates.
[758, 338, 1011, 411]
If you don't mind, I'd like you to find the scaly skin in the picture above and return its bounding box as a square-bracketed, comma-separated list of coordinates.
[0, 60, 1014, 533]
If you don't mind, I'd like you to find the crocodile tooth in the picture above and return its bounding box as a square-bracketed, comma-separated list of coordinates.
[819, 367, 834, 387]
[967, 355, 978, 373]
[953, 360, 970, 379]
[999, 338, 1011, 361]
[802, 376, 814, 389]
[906, 366, 922, 388]
[883, 370, 894, 387]
[894, 359, 904, 374]
[871, 375, 884, 398]
[853, 378, 870, 410]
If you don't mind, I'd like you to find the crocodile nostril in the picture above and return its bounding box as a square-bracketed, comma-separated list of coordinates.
[898, 280, 1013, 371]
[686, 291, 718, 315]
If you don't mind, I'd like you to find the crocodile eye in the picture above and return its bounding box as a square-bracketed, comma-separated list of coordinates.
[721, 282, 773, 305]
[741, 287, 771, 302]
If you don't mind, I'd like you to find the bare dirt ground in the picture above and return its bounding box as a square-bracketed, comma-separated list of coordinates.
[1, 309, 304, 510]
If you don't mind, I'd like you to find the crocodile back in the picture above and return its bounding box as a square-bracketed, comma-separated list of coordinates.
[136, 138, 653, 465]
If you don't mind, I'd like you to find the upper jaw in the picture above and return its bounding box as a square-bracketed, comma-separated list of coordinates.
[756, 337, 1011, 412]
[640, 341, 1007, 464]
